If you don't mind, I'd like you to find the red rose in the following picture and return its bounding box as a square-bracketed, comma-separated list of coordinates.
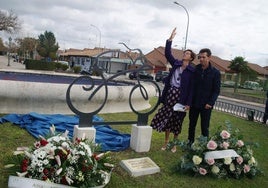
[21, 164, 27, 172]
[60, 176, 68, 185]
[40, 139, 48, 146]
[82, 166, 87, 172]
[43, 168, 49, 175]
[21, 159, 29, 172]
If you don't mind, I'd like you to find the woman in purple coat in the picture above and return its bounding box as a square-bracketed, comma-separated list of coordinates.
[151, 28, 196, 153]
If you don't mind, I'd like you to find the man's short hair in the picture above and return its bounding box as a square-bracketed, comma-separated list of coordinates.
[199, 48, 212, 57]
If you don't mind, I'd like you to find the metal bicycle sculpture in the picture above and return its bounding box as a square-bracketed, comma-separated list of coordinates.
[66, 43, 161, 127]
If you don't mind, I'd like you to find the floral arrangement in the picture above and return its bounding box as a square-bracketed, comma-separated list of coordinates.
[178, 122, 262, 179]
[6, 125, 114, 187]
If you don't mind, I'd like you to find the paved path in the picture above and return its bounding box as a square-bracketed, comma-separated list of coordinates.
[0, 55, 25, 70]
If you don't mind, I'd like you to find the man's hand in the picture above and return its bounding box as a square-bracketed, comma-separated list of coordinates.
[205, 104, 212, 109]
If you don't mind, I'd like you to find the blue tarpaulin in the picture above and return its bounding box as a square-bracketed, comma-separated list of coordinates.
[0, 112, 130, 151]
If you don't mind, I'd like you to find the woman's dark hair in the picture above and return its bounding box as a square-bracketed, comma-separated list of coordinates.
[199, 48, 212, 57]
[184, 49, 196, 61]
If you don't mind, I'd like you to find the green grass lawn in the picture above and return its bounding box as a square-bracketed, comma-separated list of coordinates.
[1, 110, 267, 188]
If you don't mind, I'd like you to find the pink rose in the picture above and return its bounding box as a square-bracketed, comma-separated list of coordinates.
[236, 140, 244, 147]
[236, 156, 243, 165]
[199, 167, 207, 175]
[206, 158, 215, 165]
[221, 141, 229, 149]
[243, 164, 250, 173]
[220, 130, 230, 139]
[207, 140, 217, 150]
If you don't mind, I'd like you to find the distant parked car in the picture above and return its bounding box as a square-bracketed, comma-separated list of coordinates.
[54, 61, 70, 71]
[56, 60, 69, 66]
[155, 71, 169, 82]
[129, 71, 153, 80]
[221, 81, 236, 88]
[242, 81, 263, 90]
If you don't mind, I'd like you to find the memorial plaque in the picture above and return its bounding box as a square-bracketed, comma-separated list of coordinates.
[120, 157, 160, 177]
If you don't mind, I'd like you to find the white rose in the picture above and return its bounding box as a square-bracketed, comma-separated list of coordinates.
[229, 163, 235, 171]
[248, 157, 256, 165]
[192, 155, 202, 165]
[211, 165, 220, 174]
[224, 157, 232, 165]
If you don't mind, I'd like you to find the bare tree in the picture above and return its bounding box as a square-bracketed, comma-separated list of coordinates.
[17, 37, 38, 59]
[0, 10, 21, 33]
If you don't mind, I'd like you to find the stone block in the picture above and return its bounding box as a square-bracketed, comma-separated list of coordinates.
[130, 124, 152, 152]
[73, 125, 96, 143]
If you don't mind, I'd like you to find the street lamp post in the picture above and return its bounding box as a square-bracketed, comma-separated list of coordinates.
[174, 2, 189, 50]
[7, 37, 12, 66]
[90, 24, 101, 50]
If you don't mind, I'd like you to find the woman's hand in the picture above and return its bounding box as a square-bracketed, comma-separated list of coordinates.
[168, 27, 177, 41]
[184, 105, 190, 111]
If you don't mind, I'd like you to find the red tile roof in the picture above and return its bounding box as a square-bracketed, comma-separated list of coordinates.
[248, 63, 266, 75]
[209, 56, 233, 73]
[145, 47, 167, 67]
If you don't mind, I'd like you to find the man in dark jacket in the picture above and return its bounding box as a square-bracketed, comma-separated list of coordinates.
[188, 48, 221, 144]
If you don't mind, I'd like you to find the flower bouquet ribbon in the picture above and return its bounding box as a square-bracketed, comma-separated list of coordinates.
[204, 149, 239, 160]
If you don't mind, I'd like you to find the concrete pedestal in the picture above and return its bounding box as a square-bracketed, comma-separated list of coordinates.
[130, 124, 152, 152]
[73, 125, 96, 143]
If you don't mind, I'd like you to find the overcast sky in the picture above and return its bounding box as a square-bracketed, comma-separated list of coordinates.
[1, 0, 267, 66]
